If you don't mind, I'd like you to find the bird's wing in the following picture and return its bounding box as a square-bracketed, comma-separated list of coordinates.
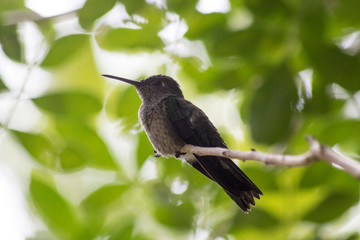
[164, 96, 262, 212]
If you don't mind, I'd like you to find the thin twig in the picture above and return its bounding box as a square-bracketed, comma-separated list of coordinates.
[180, 136, 360, 179]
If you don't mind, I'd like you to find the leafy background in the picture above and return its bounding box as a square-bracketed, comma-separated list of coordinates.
[1, 0, 360, 239]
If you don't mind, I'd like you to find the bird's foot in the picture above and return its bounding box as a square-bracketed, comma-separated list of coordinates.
[175, 151, 185, 158]
[154, 150, 161, 158]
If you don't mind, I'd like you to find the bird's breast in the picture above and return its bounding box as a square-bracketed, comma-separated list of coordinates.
[139, 103, 185, 157]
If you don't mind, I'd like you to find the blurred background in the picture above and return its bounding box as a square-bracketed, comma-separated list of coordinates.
[1, 0, 360, 239]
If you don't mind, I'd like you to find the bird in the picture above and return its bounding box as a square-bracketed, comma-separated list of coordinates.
[102, 74, 262, 212]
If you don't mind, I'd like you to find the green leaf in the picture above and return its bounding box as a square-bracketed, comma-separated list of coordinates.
[78, 0, 117, 30]
[0, 0, 24, 11]
[81, 184, 128, 214]
[41, 34, 88, 67]
[185, 13, 227, 40]
[95, 2, 163, 51]
[315, 47, 360, 92]
[58, 146, 87, 171]
[105, 85, 141, 129]
[56, 119, 117, 170]
[33, 92, 102, 117]
[30, 171, 91, 240]
[136, 131, 153, 167]
[96, 27, 162, 51]
[80, 184, 129, 234]
[229, 208, 279, 232]
[0, 25, 22, 62]
[0, 76, 8, 90]
[248, 63, 298, 144]
[304, 190, 358, 223]
[13, 130, 57, 169]
[317, 120, 360, 145]
[154, 200, 195, 229]
[122, 0, 145, 14]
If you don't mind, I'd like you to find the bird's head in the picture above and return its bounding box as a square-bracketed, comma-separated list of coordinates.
[103, 74, 184, 102]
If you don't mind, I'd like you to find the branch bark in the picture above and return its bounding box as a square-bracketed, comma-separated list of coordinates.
[180, 136, 360, 179]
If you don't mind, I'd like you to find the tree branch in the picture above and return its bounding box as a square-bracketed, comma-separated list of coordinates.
[180, 136, 360, 179]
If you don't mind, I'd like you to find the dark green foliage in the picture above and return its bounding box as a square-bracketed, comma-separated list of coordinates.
[249, 63, 298, 144]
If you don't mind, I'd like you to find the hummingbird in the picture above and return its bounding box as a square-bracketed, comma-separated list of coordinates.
[102, 74, 262, 212]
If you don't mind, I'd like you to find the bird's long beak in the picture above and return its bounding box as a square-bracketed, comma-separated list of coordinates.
[102, 74, 140, 87]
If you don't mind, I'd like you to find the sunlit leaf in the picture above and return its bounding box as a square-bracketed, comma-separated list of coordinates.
[41, 34, 88, 67]
[56, 119, 117, 170]
[33, 92, 102, 117]
[30, 171, 91, 239]
[13, 130, 57, 169]
[78, 0, 117, 30]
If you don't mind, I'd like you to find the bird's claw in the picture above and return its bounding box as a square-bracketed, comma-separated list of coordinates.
[175, 151, 185, 158]
[154, 150, 161, 158]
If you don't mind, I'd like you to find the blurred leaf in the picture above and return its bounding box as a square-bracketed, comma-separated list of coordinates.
[185, 13, 227, 40]
[51, 38, 105, 94]
[56, 119, 117, 170]
[30, 171, 91, 240]
[0, 76, 8, 90]
[304, 190, 358, 223]
[308, 46, 360, 92]
[299, 162, 334, 189]
[96, 22, 162, 51]
[242, 167, 278, 191]
[0, 25, 22, 62]
[105, 85, 141, 129]
[167, 0, 197, 15]
[299, 0, 326, 50]
[317, 120, 360, 152]
[330, 0, 360, 34]
[33, 92, 102, 117]
[154, 200, 195, 229]
[178, 57, 249, 93]
[0, 0, 24, 11]
[105, 216, 151, 240]
[41, 34, 88, 67]
[302, 75, 330, 115]
[13, 130, 57, 169]
[248, 63, 298, 144]
[136, 130, 153, 167]
[78, 0, 117, 30]
[58, 146, 87, 171]
[229, 208, 279, 232]
[81, 184, 128, 214]
[80, 184, 129, 233]
[122, 0, 144, 14]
